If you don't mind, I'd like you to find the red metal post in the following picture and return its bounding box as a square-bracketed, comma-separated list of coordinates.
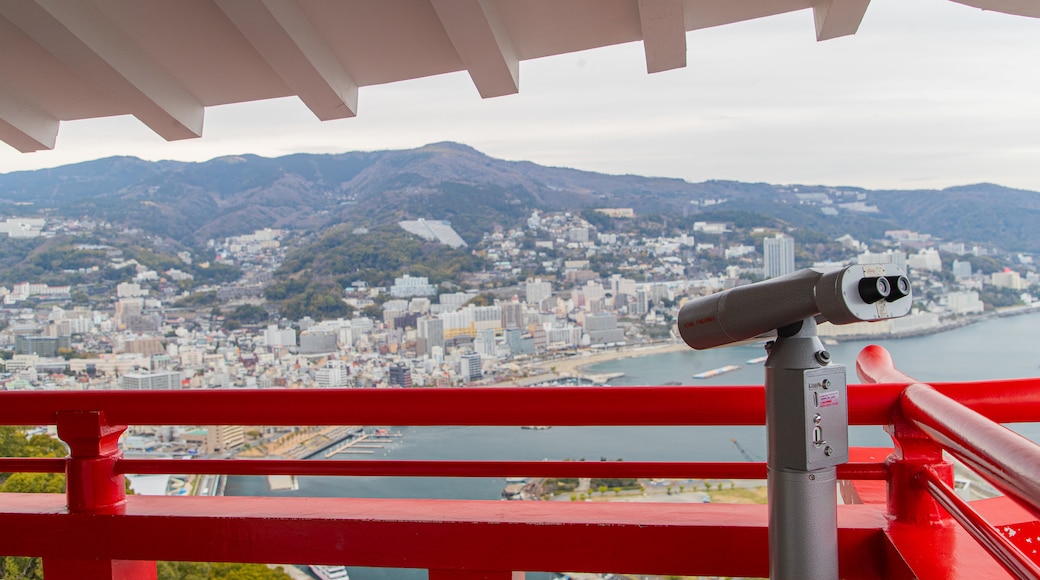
[856, 346, 953, 524]
[47, 411, 156, 580]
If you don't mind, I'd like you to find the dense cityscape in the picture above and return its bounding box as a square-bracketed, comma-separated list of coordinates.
[2, 200, 1038, 461]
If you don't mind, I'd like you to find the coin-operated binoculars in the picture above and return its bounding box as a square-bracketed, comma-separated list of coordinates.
[677, 265, 912, 580]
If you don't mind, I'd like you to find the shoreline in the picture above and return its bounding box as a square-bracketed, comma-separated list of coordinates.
[527, 340, 689, 377]
[523, 306, 1040, 381]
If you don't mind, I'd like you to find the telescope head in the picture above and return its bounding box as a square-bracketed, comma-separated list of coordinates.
[677, 264, 912, 350]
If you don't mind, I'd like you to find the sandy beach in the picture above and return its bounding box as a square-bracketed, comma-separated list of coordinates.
[528, 340, 689, 377]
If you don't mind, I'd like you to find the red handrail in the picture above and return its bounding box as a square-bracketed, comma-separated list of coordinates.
[858, 344, 1040, 579]
[901, 383, 1040, 520]
[3, 381, 1040, 427]
[858, 345, 1040, 520]
[114, 458, 887, 480]
[0, 457, 65, 473]
[920, 468, 1040, 580]
[0, 455, 886, 481]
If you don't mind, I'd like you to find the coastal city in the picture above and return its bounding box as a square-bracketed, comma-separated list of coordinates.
[3, 1, 1040, 579]
[2, 203, 1038, 465]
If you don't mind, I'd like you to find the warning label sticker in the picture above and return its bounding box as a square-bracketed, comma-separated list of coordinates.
[818, 392, 840, 408]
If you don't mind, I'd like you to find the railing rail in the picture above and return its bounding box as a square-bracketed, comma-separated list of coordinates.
[0, 457, 892, 479]
[901, 383, 1040, 520]
[3, 381, 1040, 427]
[920, 469, 1040, 580]
[1, 345, 1039, 579]
[858, 344, 1040, 579]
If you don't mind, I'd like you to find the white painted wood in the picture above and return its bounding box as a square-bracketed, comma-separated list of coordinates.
[638, 0, 686, 73]
[813, 0, 871, 41]
[0, 0, 203, 141]
[0, 87, 58, 152]
[431, 0, 519, 98]
[217, 0, 358, 121]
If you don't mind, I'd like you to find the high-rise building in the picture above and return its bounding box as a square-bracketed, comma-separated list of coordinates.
[908, 249, 942, 272]
[584, 313, 625, 346]
[389, 363, 413, 388]
[390, 274, 437, 298]
[474, 328, 497, 358]
[264, 325, 296, 348]
[525, 279, 552, 306]
[460, 352, 482, 382]
[15, 335, 71, 357]
[206, 425, 244, 454]
[315, 360, 350, 388]
[763, 234, 795, 279]
[417, 316, 445, 356]
[299, 332, 338, 354]
[952, 260, 973, 280]
[122, 371, 182, 390]
[501, 301, 524, 329]
[991, 270, 1026, 290]
[504, 328, 535, 357]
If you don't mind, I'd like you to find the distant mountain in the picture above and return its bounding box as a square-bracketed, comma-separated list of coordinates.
[2, 143, 1039, 252]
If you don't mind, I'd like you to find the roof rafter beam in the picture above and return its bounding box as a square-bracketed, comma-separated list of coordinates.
[0, 86, 58, 152]
[216, 0, 358, 121]
[0, 0, 203, 142]
[951, 0, 1040, 18]
[431, 0, 519, 99]
[638, 0, 687, 74]
[813, 0, 872, 41]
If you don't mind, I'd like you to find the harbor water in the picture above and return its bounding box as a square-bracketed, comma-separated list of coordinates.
[225, 310, 1040, 579]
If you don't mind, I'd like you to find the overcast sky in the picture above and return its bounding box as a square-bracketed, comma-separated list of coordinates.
[1, 0, 1038, 192]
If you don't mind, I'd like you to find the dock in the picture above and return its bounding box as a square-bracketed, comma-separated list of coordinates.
[693, 365, 741, 379]
[277, 425, 363, 460]
[576, 371, 625, 385]
[322, 433, 387, 458]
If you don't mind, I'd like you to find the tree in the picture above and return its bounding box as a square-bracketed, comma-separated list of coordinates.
[2, 556, 43, 580]
[464, 292, 498, 307]
[156, 562, 291, 580]
[0, 472, 64, 494]
[0, 427, 64, 578]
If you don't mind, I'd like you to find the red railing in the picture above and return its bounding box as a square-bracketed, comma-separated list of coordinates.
[857, 345, 1040, 579]
[0, 345, 1038, 579]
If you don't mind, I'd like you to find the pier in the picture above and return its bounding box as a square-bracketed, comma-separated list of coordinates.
[579, 371, 625, 385]
[322, 432, 397, 458]
[275, 425, 363, 460]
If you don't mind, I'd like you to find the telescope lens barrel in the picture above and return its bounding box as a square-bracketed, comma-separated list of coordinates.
[676, 265, 912, 350]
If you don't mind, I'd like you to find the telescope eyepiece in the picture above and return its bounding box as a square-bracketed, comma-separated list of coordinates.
[885, 275, 911, 302]
[857, 276, 891, 304]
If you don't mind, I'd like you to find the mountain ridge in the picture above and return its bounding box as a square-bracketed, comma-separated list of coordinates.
[2, 143, 1039, 252]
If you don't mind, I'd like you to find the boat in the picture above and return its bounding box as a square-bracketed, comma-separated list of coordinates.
[746, 356, 768, 364]
[692, 364, 741, 379]
[309, 565, 349, 580]
[521, 426, 551, 430]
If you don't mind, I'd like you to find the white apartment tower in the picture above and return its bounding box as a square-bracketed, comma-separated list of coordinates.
[417, 316, 445, 356]
[315, 360, 351, 388]
[525, 279, 553, 306]
[460, 352, 482, 382]
[763, 234, 795, 279]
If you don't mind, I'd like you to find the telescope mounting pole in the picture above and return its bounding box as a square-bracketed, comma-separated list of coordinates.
[765, 316, 848, 580]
